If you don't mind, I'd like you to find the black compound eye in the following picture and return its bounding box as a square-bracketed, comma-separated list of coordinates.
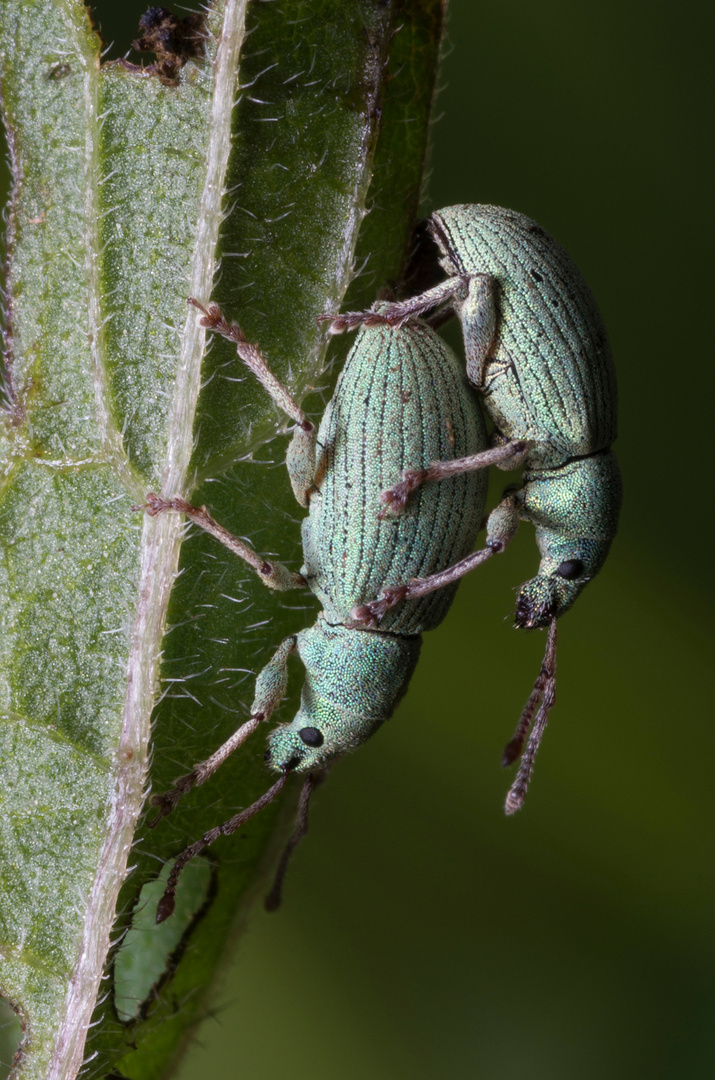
[298, 726, 324, 748]
[555, 559, 585, 580]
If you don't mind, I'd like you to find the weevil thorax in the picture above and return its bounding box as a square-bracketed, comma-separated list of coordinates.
[266, 620, 422, 773]
[429, 204, 489, 279]
[515, 452, 623, 628]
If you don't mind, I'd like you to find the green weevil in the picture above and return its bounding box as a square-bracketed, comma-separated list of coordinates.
[325, 204, 622, 813]
[141, 300, 488, 918]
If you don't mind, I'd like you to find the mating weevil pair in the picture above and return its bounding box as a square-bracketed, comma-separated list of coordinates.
[143, 204, 621, 918]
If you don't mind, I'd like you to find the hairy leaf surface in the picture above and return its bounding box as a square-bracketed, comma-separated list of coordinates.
[0, 1, 445, 1076]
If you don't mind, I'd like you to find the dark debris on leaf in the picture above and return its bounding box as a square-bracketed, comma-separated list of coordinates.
[127, 7, 205, 85]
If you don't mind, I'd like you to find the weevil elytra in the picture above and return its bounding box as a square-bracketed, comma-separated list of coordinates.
[325, 204, 622, 813]
[141, 301, 488, 918]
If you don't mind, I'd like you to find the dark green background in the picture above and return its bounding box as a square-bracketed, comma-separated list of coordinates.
[3, 2, 713, 1077]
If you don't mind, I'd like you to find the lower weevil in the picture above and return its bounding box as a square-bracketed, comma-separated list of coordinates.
[140, 300, 488, 918]
[325, 204, 622, 813]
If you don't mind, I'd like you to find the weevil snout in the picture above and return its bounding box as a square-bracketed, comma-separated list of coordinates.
[514, 578, 558, 629]
[265, 732, 311, 773]
[515, 563, 591, 628]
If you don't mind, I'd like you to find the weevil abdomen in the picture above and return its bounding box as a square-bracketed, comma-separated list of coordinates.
[302, 320, 487, 635]
[434, 204, 617, 468]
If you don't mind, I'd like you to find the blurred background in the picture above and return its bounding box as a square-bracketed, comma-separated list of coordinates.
[2, 1, 713, 1077]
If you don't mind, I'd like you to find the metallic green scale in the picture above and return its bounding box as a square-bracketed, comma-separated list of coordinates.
[303, 321, 486, 634]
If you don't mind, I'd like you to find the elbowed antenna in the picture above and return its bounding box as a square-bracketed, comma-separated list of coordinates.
[156, 772, 290, 924]
[502, 618, 558, 815]
[264, 772, 320, 912]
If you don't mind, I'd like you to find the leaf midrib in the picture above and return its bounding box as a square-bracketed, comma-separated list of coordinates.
[45, 6, 251, 1079]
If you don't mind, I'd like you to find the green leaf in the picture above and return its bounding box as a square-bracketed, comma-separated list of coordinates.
[0, 1, 444, 1077]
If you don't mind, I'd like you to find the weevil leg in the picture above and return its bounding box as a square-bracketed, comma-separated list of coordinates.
[503, 618, 558, 815]
[351, 545, 497, 625]
[189, 299, 307, 427]
[189, 299, 317, 506]
[422, 304, 457, 330]
[484, 489, 523, 549]
[149, 636, 298, 825]
[379, 440, 530, 517]
[136, 493, 306, 592]
[318, 276, 469, 333]
[461, 274, 498, 388]
[264, 771, 323, 912]
[352, 491, 523, 625]
[156, 771, 290, 923]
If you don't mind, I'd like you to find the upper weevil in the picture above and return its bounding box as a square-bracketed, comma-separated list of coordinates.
[140, 300, 488, 919]
[324, 204, 622, 813]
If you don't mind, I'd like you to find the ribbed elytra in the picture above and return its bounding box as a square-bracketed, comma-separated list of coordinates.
[303, 320, 486, 635]
[433, 204, 617, 463]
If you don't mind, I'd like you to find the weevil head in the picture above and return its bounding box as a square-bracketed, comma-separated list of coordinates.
[266, 620, 422, 773]
[516, 453, 623, 629]
[514, 548, 594, 629]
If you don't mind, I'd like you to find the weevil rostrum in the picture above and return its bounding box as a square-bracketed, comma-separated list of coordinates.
[141, 301, 489, 919]
[326, 204, 623, 813]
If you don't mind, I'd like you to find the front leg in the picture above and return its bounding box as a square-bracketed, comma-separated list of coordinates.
[150, 635, 298, 824]
[138, 494, 306, 592]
